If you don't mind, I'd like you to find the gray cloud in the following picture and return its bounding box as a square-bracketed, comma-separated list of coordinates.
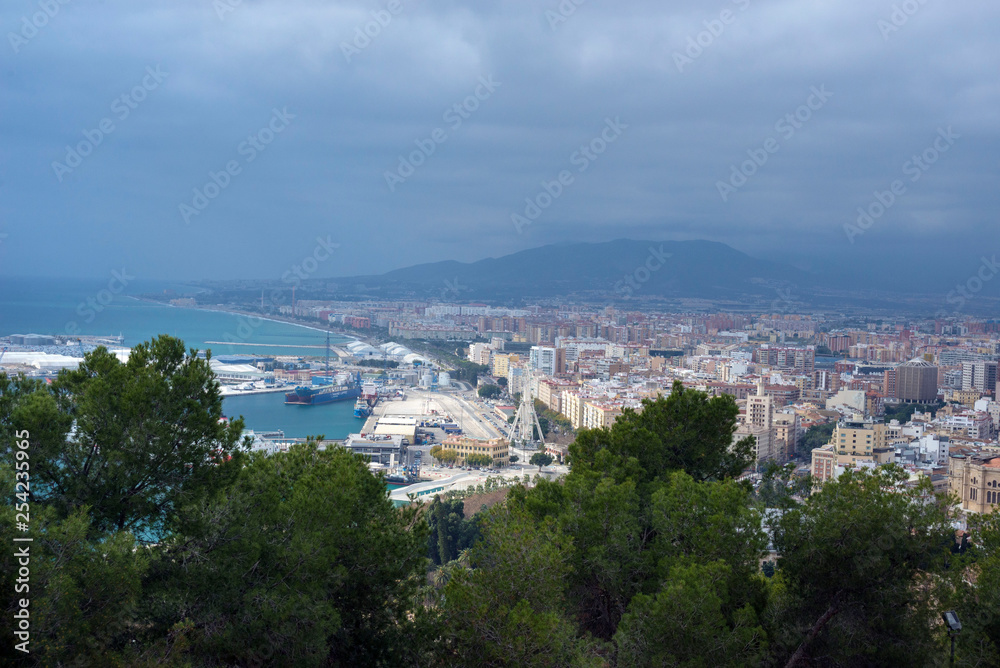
[1, 0, 997, 290]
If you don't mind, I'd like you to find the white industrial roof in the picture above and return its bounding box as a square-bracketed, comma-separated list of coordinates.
[0, 348, 130, 370]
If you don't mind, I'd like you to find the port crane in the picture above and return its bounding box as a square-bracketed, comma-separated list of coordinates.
[0, 347, 7, 365]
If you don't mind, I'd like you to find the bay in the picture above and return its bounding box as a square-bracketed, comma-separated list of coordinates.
[2, 277, 359, 438]
[0, 277, 351, 357]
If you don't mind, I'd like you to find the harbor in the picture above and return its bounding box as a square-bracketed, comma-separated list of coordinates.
[1, 315, 538, 505]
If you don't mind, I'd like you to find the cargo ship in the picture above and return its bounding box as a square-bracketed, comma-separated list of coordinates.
[285, 376, 361, 405]
[284, 333, 361, 406]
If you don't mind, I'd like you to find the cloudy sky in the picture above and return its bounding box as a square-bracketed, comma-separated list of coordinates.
[1, 0, 997, 288]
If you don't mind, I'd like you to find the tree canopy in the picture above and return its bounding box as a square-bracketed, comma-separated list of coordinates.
[529, 452, 554, 468]
[477, 384, 503, 399]
[1, 345, 995, 666]
[3, 336, 245, 538]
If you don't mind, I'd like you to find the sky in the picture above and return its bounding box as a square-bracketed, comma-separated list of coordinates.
[1, 0, 998, 290]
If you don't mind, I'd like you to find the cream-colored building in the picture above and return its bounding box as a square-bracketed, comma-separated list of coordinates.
[773, 412, 801, 461]
[949, 453, 1000, 512]
[562, 390, 586, 430]
[538, 378, 576, 415]
[747, 381, 774, 431]
[734, 423, 777, 465]
[445, 436, 510, 467]
[810, 418, 893, 485]
[831, 419, 887, 457]
[492, 353, 518, 379]
[950, 389, 983, 408]
[582, 400, 623, 430]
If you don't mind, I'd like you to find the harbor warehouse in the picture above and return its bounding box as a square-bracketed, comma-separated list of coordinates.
[372, 415, 418, 442]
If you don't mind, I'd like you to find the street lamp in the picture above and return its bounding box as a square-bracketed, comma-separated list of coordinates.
[942, 610, 961, 667]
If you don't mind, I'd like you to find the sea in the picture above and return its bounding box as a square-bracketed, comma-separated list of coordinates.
[0, 277, 360, 440]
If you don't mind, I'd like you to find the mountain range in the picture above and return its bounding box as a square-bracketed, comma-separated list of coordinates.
[340, 239, 813, 303]
[193, 238, 999, 315]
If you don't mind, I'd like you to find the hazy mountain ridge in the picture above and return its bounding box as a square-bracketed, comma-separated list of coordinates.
[344, 239, 813, 300]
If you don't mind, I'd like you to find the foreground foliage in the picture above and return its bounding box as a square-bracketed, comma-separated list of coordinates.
[1, 344, 996, 666]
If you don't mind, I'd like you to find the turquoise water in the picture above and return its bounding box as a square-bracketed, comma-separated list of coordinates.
[0, 277, 349, 357]
[2, 278, 358, 437]
[223, 392, 362, 440]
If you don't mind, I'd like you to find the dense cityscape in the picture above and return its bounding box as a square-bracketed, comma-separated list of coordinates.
[176, 294, 1000, 507]
[4, 0, 1000, 664]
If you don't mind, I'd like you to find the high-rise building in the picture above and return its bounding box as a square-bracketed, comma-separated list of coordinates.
[896, 358, 938, 403]
[773, 412, 801, 461]
[740, 379, 782, 464]
[883, 367, 897, 398]
[734, 423, 776, 464]
[753, 345, 815, 373]
[826, 334, 851, 353]
[746, 379, 774, 431]
[468, 342, 492, 366]
[962, 360, 998, 396]
[529, 346, 565, 376]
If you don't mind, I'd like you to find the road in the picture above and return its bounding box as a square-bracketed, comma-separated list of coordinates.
[429, 391, 503, 440]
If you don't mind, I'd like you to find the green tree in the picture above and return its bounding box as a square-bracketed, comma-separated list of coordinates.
[0, 476, 149, 665]
[570, 380, 753, 486]
[536, 414, 550, 439]
[465, 453, 492, 468]
[882, 400, 945, 424]
[530, 452, 554, 468]
[437, 505, 604, 666]
[478, 384, 502, 399]
[426, 497, 481, 566]
[4, 336, 246, 538]
[142, 443, 429, 666]
[755, 461, 812, 509]
[771, 465, 957, 666]
[535, 399, 572, 432]
[357, 359, 399, 369]
[797, 422, 835, 459]
[649, 471, 767, 592]
[435, 448, 458, 465]
[614, 561, 766, 667]
[952, 509, 1000, 664]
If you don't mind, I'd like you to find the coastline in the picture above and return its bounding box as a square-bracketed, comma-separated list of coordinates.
[130, 296, 359, 343]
